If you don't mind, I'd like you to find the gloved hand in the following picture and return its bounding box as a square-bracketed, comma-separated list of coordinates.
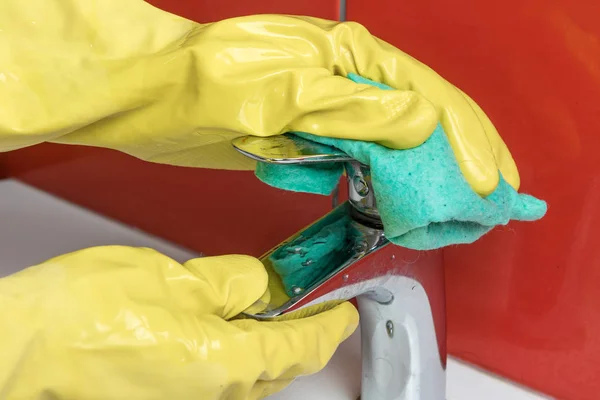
[0, 0, 517, 196]
[0, 246, 358, 400]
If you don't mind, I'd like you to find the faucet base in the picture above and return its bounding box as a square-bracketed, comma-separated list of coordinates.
[359, 274, 446, 400]
[294, 244, 447, 400]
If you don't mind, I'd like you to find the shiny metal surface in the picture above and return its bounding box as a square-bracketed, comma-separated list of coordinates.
[232, 135, 447, 399]
[243, 203, 447, 400]
[231, 134, 353, 165]
[242, 203, 389, 318]
[346, 161, 379, 219]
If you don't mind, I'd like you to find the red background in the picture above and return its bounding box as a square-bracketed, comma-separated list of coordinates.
[2, 0, 599, 399]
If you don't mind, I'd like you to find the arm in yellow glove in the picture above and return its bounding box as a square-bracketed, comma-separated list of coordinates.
[0, 0, 518, 196]
[0, 246, 358, 399]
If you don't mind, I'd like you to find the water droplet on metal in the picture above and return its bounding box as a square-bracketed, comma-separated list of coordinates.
[386, 320, 394, 338]
[353, 176, 369, 197]
[286, 246, 306, 257]
[343, 274, 349, 282]
[353, 241, 368, 252]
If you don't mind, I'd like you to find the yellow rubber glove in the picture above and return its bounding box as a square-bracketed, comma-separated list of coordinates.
[0, 246, 358, 399]
[0, 0, 518, 195]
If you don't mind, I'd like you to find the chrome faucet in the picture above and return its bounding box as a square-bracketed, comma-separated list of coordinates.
[232, 134, 446, 400]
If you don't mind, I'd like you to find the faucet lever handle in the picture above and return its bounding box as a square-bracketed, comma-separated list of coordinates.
[232, 134, 353, 165]
[232, 134, 378, 220]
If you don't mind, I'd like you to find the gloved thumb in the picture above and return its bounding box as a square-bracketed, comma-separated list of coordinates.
[285, 69, 438, 149]
[229, 302, 359, 379]
[183, 255, 269, 320]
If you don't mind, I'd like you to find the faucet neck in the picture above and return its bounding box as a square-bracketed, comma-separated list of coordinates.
[345, 161, 380, 221]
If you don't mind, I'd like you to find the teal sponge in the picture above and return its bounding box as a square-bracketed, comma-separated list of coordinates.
[256, 74, 547, 252]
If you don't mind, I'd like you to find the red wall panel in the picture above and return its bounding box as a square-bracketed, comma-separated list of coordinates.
[148, 0, 339, 23]
[346, 0, 600, 399]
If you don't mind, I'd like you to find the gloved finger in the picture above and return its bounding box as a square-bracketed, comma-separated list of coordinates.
[183, 255, 268, 319]
[458, 89, 521, 191]
[248, 379, 294, 400]
[438, 96, 501, 197]
[243, 287, 273, 315]
[34, 247, 269, 320]
[327, 22, 505, 195]
[287, 69, 438, 150]
[230, 302, 359, 380]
